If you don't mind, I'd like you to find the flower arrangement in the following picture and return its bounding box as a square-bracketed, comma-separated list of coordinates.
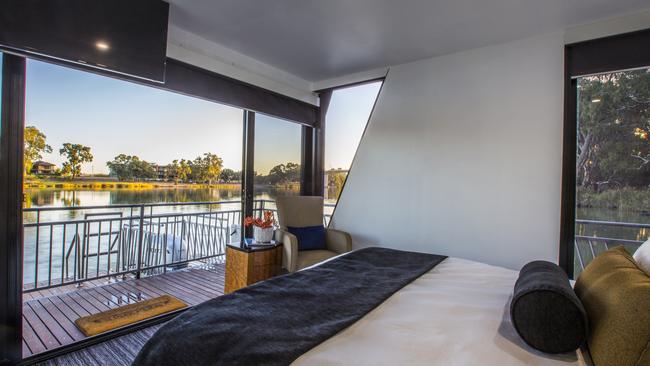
[244, 211, 276, 229]
[244, 211, 276, 243]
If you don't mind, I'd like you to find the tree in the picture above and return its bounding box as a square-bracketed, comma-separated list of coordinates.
[106, 154, 155, 181]
[267, 162, 301, 184]
[219, 168, 239, 183]
[192, 153, 223, 184]
[106, 154, 133, 181]
[267, 164, 286, 184]
[178, 159, 192, 182]
[328, 171, 347, 199]
[59, 143, 93, 179]
[169, 159, 192, 183]
[577, 69, 650, 190]
[285, 162, 300, 182]
[24, 126, 52, 175]
[168, 160, 179, 183]
[129, 157, 156, 180]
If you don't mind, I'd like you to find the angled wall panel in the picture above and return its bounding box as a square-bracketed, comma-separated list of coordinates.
[330, 33, 565, 270]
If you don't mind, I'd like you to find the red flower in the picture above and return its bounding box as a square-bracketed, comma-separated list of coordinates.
[244, 211, 276, 229]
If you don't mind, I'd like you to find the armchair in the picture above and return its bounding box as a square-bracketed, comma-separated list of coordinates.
[274, 196, 352, 272]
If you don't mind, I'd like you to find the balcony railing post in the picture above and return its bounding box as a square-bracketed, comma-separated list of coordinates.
[75, 222, 86, 287]
[136, 204, 145, 279]
[34, 210, 40, 288]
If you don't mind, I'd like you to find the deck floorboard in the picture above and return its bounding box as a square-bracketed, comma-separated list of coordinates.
[22, 264, 225, 358]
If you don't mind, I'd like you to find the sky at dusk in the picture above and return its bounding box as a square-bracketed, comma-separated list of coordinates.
[325, 81, 381, 171]
[23, 57, 380, 175]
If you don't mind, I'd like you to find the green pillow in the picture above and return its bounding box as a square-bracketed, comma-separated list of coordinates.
[574, 246, 650, 366]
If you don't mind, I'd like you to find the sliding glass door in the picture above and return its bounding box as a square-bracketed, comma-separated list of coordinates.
[1, 50, 322, 362]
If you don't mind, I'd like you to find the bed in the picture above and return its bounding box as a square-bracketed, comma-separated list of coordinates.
[293, 257, 588, 365]
[134, 248, 590, 366]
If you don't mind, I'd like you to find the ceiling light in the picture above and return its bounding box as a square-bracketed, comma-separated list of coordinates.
[591, 98, 602, 103]
[95, 41, 110, 51]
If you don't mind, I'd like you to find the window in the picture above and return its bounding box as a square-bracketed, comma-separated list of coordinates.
[573, 68, 650, 275]
[253, 113, 302, 215]
[324, 81, 381, 211]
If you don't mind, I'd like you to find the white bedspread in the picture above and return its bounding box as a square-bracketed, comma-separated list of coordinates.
[292, 257, 588, 366]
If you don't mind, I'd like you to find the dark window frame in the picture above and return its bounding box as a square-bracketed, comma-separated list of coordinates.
[242, 111, 255, 239]
[559, 28, 650, 278]
[0, 52, 26, 366]
[0, 47, 319, 127]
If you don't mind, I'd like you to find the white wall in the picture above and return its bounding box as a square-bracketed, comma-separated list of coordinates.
[330, 33, 565, 270]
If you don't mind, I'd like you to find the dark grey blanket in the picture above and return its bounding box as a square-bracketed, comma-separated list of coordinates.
[133, 247, 447, 366]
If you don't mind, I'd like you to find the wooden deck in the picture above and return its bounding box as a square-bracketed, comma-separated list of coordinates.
[22, 263, 225, 358]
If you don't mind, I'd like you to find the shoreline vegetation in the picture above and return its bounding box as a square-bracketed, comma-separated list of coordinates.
[577, 187, 650, 214]
[23, 125, 309, 197]
[23, 177, 300, 192]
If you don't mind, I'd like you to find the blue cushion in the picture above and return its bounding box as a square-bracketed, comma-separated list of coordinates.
[287, 225, 326, 251]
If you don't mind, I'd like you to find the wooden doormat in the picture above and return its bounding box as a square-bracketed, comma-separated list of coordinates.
[74, 295, 187, 336]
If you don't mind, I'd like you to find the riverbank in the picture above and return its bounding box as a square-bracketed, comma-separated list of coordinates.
[577, 187, 650, 214]
[24, 178, 241, 190]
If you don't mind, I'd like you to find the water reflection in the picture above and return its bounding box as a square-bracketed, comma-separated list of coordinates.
[24, 186, 299, 214]
[23, 185, 304, 228]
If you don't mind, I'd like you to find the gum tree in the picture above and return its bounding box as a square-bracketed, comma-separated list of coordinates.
[59, 143, 93, 179]
[577, 69, 650, 190]
[24, 126, 52, 175]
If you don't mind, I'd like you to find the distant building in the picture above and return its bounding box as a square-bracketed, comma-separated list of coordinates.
[152, 164, 170, 181]
[31, 161, 56, 175]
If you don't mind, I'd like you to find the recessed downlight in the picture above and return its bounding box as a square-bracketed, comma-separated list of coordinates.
[95, 41, 110, 51]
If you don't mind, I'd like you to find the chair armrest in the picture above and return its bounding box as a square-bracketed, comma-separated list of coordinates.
[325, 228, 352, 254]
[275, 229, 299, 272]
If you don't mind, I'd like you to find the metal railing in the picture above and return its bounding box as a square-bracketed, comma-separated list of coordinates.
[23, 199, 336, 292]
[23, 201, 243, 292]
[575, 219, 650, 271]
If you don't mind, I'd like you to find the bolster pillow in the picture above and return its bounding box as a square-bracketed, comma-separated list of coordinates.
[510, 261, 588, 354]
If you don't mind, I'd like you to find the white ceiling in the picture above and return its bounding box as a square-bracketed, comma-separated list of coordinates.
[168, 0, 650, 82]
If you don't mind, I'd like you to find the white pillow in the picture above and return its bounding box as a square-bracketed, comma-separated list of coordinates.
[633, 238, 650, 276]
